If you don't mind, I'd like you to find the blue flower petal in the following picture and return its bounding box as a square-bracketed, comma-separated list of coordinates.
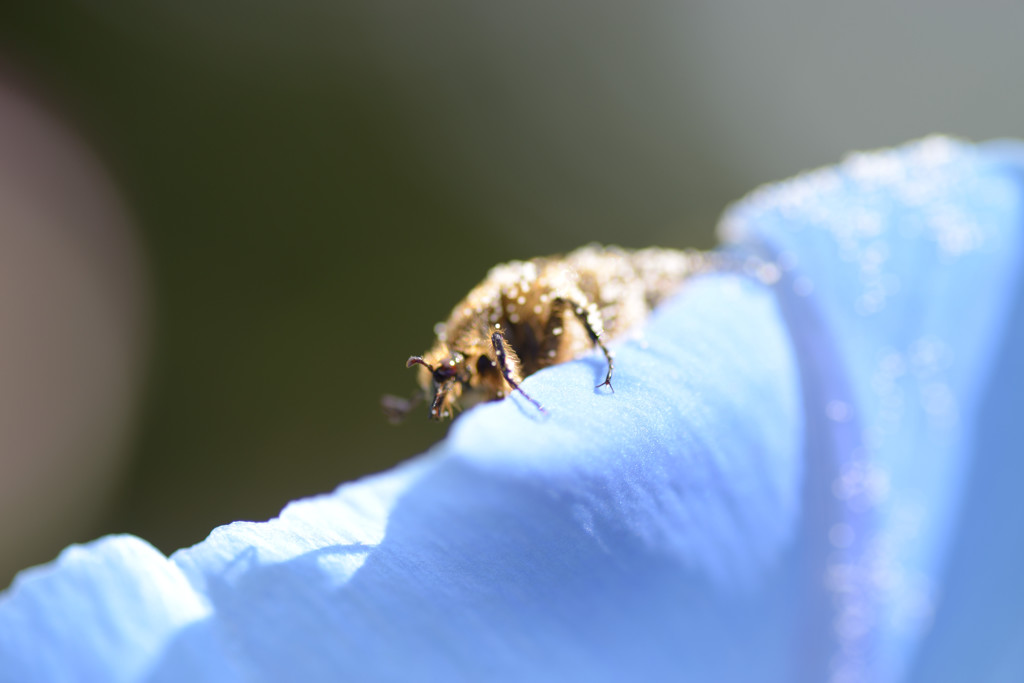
[0, 536, 210, 682]
[904, 141, 1024, 683]
[3, 275, 802, 682]
[4, 138, 1024, 683]
[158, 275, 803, 682]
[722, 136, 1024, 682]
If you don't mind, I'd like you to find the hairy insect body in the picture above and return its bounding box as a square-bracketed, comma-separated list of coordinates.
[387, 245, 708, 421]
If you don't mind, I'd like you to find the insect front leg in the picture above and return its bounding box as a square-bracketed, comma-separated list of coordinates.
[553, 296, 615, 391]
[491, 331, 546, 414]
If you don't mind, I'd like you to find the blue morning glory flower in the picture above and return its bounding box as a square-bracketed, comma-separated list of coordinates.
[2, 137, 1023, 683]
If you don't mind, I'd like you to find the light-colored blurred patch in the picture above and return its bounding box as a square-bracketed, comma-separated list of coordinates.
[0, 79, 148, 583]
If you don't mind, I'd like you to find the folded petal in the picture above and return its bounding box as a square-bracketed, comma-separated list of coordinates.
[722, 136, 1024, 682]
[903, 141, 1024, 683]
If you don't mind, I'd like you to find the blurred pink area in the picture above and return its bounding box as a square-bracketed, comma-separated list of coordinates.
[0, 75, 148, 580]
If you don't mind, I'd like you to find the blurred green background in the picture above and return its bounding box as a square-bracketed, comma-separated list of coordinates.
[1, 1, 1022, 587]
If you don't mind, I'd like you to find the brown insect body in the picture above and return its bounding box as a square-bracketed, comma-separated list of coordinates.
[385, 244, 708, 421]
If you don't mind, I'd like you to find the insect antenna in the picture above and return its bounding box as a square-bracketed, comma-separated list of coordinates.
[406, 356, 433, 371]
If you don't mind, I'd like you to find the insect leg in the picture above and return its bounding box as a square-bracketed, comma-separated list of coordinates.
[557, 297, 615, 391]
[491, 331, 546, 414]
[429, 380, 455, 420]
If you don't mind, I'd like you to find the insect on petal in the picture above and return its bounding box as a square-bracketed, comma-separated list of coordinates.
[3, 276, 804, 681]
[3, 138, 1024, 683]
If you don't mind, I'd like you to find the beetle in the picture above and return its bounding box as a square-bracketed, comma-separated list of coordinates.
[382, 244, 761, 421]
